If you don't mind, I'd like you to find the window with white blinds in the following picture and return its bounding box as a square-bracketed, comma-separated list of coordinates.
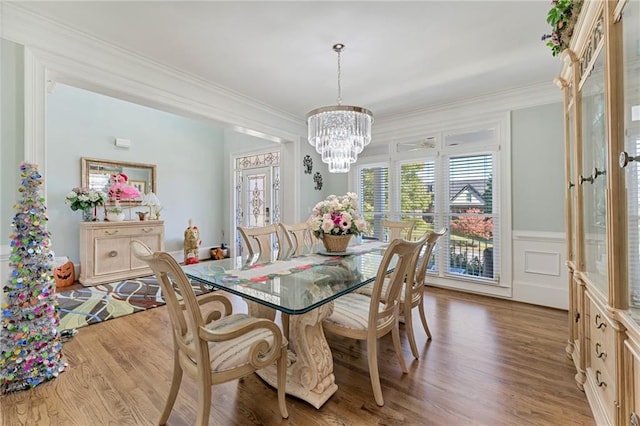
[398, 160, 438, 270]
[358, 164, 388, 240]
[447, 154, 498, 281]
[355, 125, 502, 285]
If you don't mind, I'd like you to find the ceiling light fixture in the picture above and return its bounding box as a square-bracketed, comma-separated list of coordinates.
[307, 43, 373, 173]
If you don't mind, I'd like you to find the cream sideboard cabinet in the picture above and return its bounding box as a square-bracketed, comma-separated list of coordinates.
[556, 0, 640, 424]
[79, 220, 164, 286]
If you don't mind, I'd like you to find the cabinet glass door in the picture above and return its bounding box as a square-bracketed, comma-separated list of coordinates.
[581, 50, 608, 295]
[623, 0, 640, 314]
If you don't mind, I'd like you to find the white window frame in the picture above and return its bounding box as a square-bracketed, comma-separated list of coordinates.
[351, 114, 512, 298]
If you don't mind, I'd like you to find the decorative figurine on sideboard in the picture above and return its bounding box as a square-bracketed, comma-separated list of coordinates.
[184, 219, 201, 265]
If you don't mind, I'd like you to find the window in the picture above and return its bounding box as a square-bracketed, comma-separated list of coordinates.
[447, 154, 497, 280]
[358, 163, 388, 239]
[354, 123, 505, 288]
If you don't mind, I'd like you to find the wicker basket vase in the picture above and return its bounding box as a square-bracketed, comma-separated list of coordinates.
[322, 234, 352, 253]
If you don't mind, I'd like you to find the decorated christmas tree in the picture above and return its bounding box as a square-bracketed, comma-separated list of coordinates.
[1, 163, 66, 395]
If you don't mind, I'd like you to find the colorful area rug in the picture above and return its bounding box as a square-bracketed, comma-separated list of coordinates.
[56, 276, 212, 331]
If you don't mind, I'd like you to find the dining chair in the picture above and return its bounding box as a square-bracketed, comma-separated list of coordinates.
[130, 240, 288, 425]
[400, 227, 447, 358]
[356, 228, 447, 360]
[279, 222, 317, 256]
[381, 219, 415, 242]
[322, 236, 426, 406]
[237, 224, 284, 261]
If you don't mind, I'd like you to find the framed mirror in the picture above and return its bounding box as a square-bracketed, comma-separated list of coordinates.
[81, 157, 156, 204]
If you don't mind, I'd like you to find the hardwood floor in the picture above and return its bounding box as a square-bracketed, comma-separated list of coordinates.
[1, 287, 595, 425]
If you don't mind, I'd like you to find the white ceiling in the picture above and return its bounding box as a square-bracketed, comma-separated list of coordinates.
[14, 1, 561, 120]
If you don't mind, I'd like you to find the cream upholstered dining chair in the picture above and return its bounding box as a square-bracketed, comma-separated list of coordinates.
[279, 222, 317, 256]
[237, 224, 284, 261]
[356, 228, 447, 360]
[381, 219, 415, 242]
[322, 236, 426, 406]
[130, 240, 288, 425]
[399, 227, 446, 358]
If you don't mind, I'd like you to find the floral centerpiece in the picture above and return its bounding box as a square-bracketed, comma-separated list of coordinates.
[307, 193, 371, 252]
[65, 187, 107, 221]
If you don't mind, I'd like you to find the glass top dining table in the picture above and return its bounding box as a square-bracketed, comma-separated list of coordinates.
[183, 239, 393, 408]
[183, 239, 391, 316]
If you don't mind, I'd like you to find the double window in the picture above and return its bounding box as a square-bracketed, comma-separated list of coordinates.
[356, 124, 506, 286]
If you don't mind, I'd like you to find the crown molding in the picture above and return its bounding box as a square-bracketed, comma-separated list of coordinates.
[373, 81, 562, 145]
[3, 3, 306, 143]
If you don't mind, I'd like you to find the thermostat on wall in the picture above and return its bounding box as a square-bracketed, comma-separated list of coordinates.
[115, 138, 131, 148]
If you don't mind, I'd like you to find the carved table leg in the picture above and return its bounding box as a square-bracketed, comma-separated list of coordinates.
[246, 300, 276, 321]
[255, 302, 337, 409]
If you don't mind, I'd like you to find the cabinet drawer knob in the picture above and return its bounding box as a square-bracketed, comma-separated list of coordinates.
[595, 370, 607, 388]
[142, 228, 153, 233]
[105, 230, 119, 235]
[594, 314, 607, 329]
[109, 250, 118, 258]
[595, 343, 606, 359]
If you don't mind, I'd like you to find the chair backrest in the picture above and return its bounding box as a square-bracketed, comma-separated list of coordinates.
[237, 224, 283, 261]
[381, 219, 415, 242]
[415, 228, 447, 285]
[279, 222, 317, 256]
[130, 240, 206, 367]
[367, 236, 426, 330]
[409, 228, 447, 298]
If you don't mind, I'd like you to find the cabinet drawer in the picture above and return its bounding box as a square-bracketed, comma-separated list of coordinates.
[95, 225, 162, 238]
[94, 238, 130, 276]
[588, 298, 616, 377]
[587, 365, 617, 422]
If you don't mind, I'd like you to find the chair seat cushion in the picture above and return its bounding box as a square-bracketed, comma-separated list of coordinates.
[323, 293, 385, 331]
[204, 313, 287, 373]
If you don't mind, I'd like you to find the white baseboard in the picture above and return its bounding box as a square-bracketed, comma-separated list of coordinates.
[512, 280, 568, 310]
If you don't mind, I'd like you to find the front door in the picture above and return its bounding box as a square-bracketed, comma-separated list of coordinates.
[234, 151, 281, 256]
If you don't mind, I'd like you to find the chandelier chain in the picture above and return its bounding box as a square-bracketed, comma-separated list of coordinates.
[336, 48, 342, 105]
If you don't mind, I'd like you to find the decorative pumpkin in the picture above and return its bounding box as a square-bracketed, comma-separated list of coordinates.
[54, 261, 75, 288]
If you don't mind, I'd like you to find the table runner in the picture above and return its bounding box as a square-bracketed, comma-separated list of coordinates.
[207, 240, 388, 285]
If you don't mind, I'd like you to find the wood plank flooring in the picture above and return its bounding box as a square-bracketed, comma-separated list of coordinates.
[1, 287, 595, 425]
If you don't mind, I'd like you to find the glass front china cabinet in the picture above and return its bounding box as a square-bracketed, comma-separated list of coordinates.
[558, 0, 640, 424]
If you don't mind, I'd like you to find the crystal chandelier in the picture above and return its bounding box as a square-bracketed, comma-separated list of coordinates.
[307, 43, 373, 173]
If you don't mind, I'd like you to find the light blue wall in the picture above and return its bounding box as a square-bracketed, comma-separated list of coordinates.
[47, 84, 225, 262]
[511, 102, 565, 232]
[299, 140, 327, 218]
[1, 39, 24, 246]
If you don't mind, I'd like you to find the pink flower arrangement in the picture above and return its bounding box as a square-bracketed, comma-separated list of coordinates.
[307, 193, 371, 237]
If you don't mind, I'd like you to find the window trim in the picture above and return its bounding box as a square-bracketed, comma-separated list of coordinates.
[350, 113, 513, 298]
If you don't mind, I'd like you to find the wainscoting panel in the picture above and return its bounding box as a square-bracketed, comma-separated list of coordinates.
[512, 231, 568, 310]
[524, 250, 561, 276]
